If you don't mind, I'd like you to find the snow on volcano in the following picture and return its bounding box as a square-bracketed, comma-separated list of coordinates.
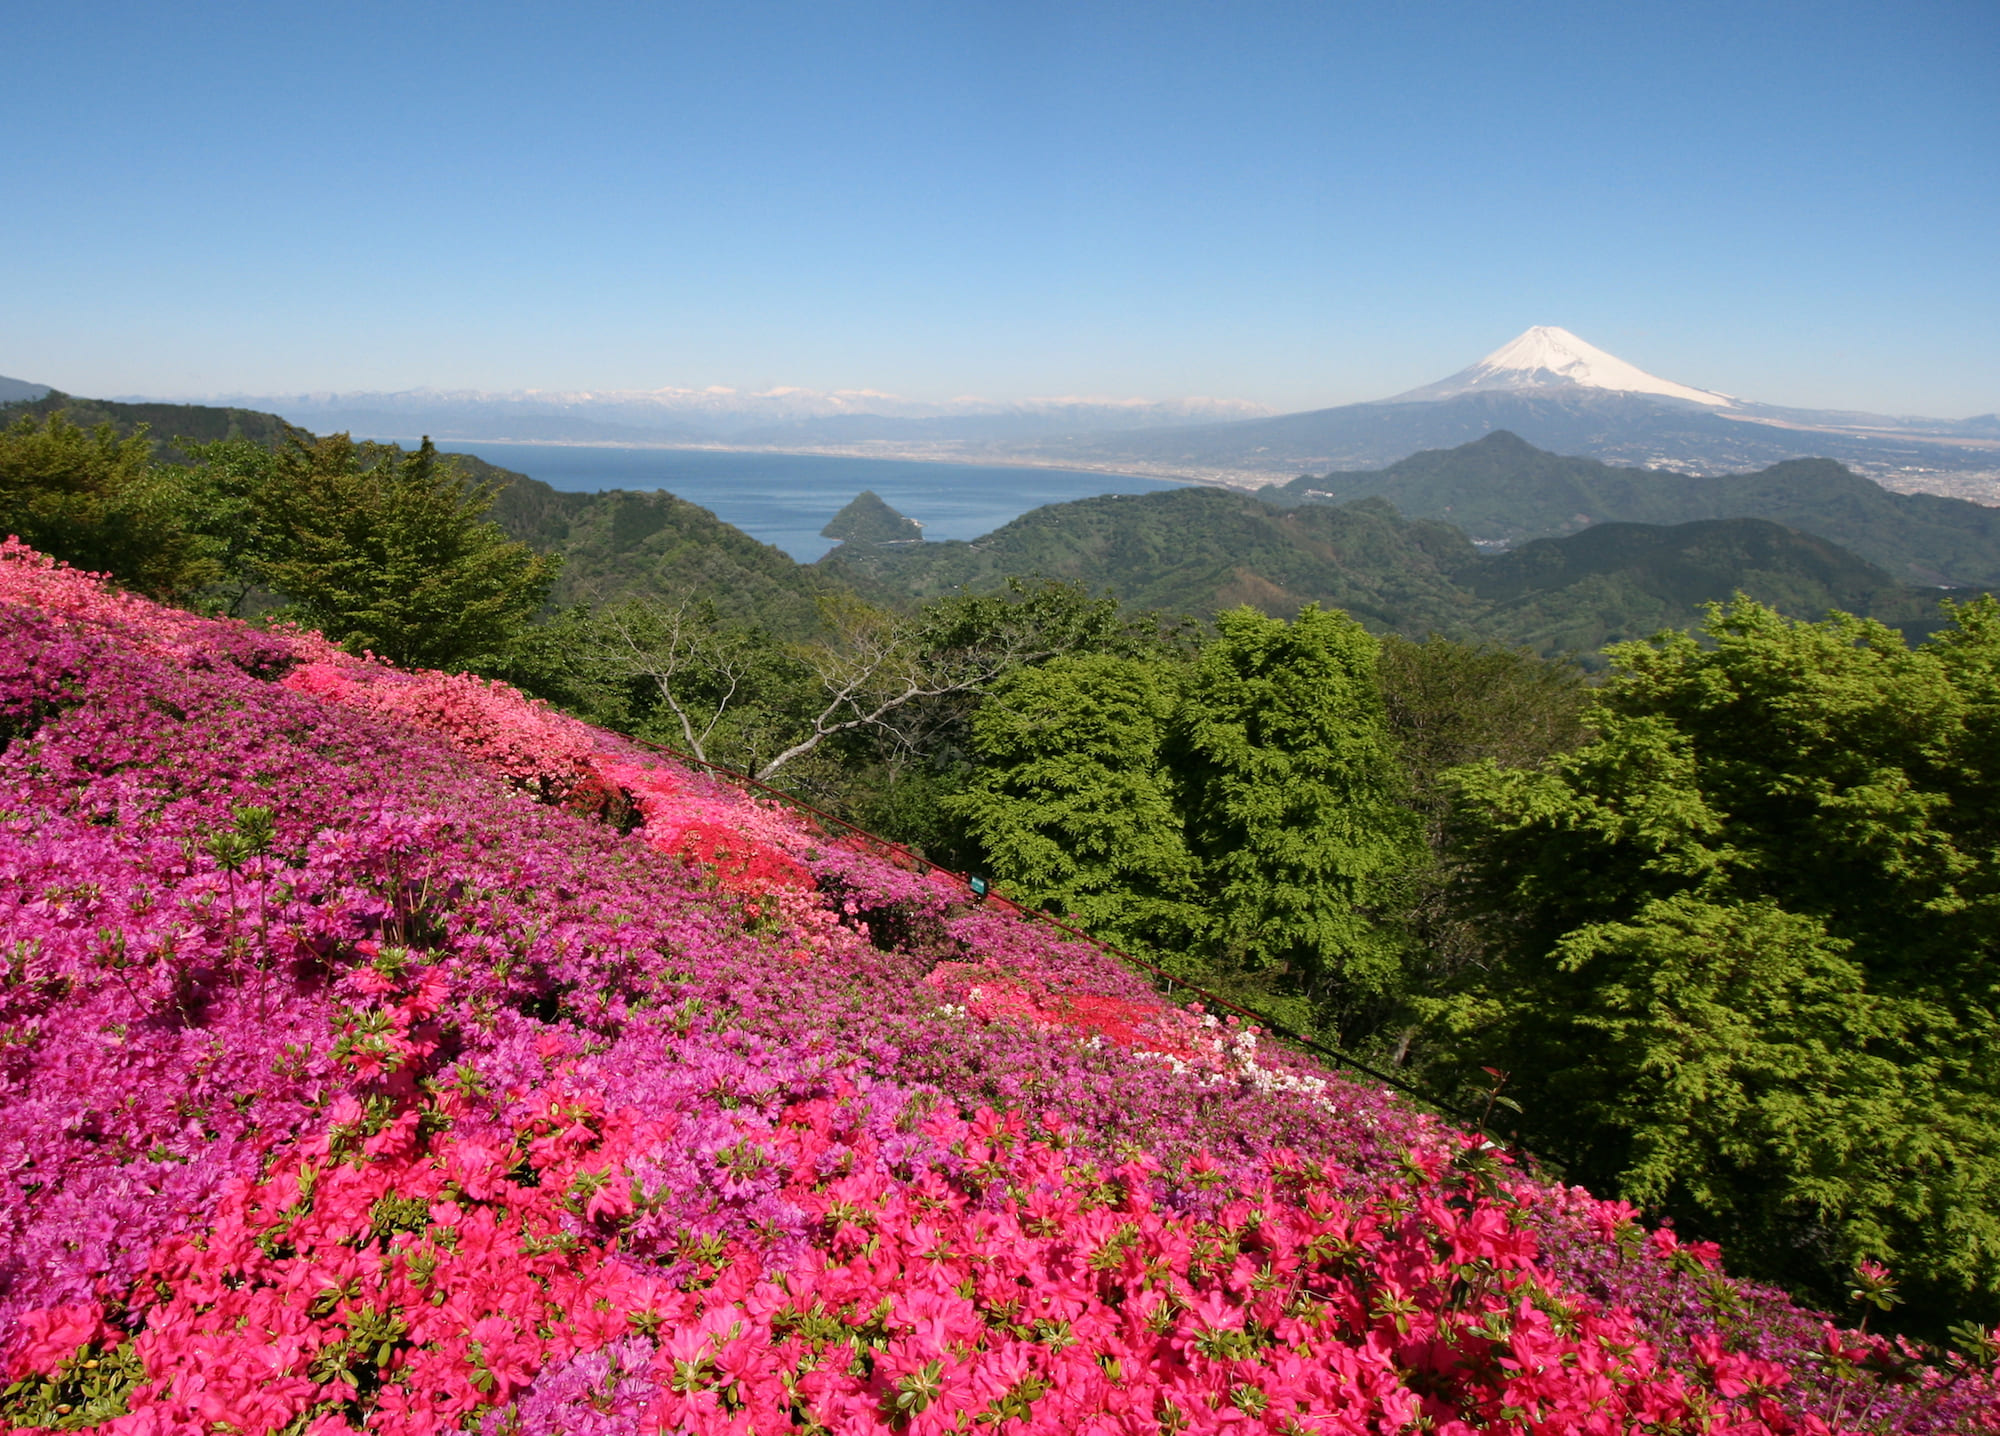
[1390, 326, 1735, 408]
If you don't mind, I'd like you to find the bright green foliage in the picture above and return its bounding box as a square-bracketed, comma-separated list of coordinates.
[220, 431, 559, 670]
[909, 578, 1129, 669]
[0, 412, 215, 599]
[1170, 606, 1422, 1011]
[176, 436, 289, 616]
[947, 654, 1206, 955]
[947, 606, 1424, 1027]
[1437, 597, 2000, 1328]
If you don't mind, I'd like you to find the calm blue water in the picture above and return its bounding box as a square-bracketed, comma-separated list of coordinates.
[448, 443, 1186, 561]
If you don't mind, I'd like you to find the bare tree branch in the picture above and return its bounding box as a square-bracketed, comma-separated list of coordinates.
[752, 595, 1073, 780]
[588, 594, 756, 767]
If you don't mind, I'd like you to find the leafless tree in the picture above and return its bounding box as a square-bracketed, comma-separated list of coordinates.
[586, 595, 759, 767]
[753, 594, 1077, 781]
[584, 581, 1121, 784]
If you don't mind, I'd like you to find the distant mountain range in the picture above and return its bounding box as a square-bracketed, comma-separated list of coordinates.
[981, 328, 2000, 493]
[156, 386, 1276, 447]
[8, 382, 1996, 660]
[67, 327, 1995, 500]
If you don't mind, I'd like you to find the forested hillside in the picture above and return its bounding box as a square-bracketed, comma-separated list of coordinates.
[487, 474, 857, 632]
[0, 388, 294, 459]
[1273, 430, 2000, 585]
[5, 387, 1972, 659]
[823, 487, 1478, 630]
[1466, 517, 1954, 653]
[13, 391, 2000, 1364]
[823, 485, 1965, 655]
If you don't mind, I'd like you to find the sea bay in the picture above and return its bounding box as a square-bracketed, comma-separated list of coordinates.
[442, 443, 1188, 561]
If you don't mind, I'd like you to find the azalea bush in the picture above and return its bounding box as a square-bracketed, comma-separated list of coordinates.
[2, 537, 1996, 1435]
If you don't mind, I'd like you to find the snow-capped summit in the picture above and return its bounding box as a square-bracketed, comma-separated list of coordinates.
[1389, 326, 1734, 408]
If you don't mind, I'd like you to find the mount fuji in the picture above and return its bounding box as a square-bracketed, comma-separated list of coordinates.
[995, 328, 2000, 498]
[1386, 326, 1734, 408]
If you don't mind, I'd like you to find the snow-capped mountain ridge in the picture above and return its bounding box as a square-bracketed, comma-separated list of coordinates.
[1390, 326, 1735, 408]
[179, 384, 1274, 431]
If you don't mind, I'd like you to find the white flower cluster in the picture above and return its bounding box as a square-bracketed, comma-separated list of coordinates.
[1131, 1012, 1335, 1110]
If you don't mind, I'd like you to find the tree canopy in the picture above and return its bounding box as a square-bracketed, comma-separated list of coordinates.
[951, 605, 1427, 1036]
[1432, 597, 2000, 1330]
[1171, 605, 1422, 1021]
[948, 653, 1206, 957]
[0, 412, 214, 599]
[190, 431, 559, 670]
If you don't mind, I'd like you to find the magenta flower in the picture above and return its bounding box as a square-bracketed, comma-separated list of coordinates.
[0, 536, 1994, 1434]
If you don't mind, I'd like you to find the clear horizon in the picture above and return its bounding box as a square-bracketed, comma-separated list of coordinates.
[5, 1, 1995, 418]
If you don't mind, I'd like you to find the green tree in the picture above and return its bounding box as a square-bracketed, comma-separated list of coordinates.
[175, 436, 288, 616]
[1168, 605, 1423, 1029]
[1375, 635, 1591, 1047]
[222, 430, 558, 670]
[947, 653, 1206, 956]
[0, 412, 214, 599]
[1376, 634, 1591, 849]
[819, 582, 1154, 861]
[1433, 598, 2000, 1330]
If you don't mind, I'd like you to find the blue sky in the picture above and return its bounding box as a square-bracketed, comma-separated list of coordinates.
[4, 0, 1995, 415]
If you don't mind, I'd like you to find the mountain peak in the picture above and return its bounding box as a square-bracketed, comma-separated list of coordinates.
[822, 490, 924, 546]
[1389, 326, 1733, 408]
[0, 374, 52, 404]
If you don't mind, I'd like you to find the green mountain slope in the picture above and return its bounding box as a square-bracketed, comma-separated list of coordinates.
[820, 487, 1480, 633]
[0, 388, 862, 636]
[1269, 431, 2000, 587]
[10, 387, 1967, 655]
[0, 389, 295, 459]
[1470, 518, 1952, 654]
[488, 477, 858, 634]
[823, 485, 1966, 658]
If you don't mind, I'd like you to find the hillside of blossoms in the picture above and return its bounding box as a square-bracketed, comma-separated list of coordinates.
[1, 535, 1996, 1435]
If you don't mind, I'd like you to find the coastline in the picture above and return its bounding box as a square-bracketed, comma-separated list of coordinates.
[410, 434, 1293, 492]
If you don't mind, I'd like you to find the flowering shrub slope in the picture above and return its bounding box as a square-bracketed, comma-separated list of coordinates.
[1, 537, 1995, 1434]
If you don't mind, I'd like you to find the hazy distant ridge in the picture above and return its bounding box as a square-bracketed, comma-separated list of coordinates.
[144, 328, 1996, 494]
[167, 385, 1276, 446]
